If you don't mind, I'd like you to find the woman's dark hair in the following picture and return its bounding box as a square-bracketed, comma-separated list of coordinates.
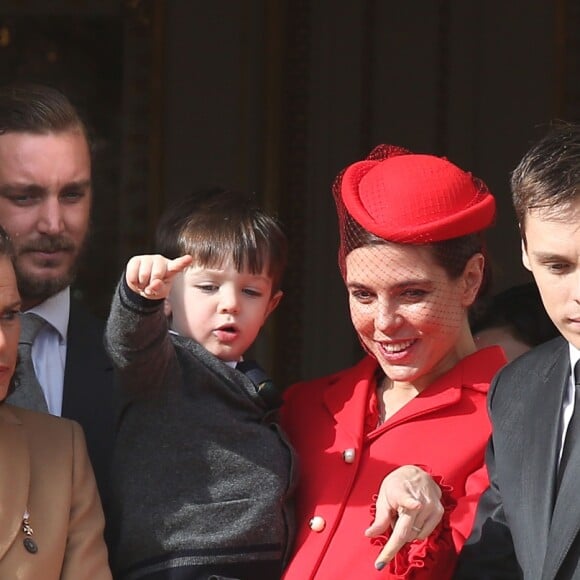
[341, 212, 491, 300]
[470, 282, 558, 347]
[430, 233, 491, 300]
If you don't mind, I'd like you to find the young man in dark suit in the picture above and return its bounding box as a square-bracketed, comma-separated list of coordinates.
[455, 122, 580, 579]
[0, 83, 115, 520]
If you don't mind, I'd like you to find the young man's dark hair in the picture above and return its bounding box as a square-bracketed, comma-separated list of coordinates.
[511, 121, 580, 240]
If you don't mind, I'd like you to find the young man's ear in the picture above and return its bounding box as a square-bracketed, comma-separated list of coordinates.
[521, 239, 532, 272]
[265, 290, 283, 319]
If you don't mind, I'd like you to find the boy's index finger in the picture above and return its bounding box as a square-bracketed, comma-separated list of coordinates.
[167, 254, 193, 274]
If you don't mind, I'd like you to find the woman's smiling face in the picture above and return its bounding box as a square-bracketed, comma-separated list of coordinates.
[345, 242, 482, 391]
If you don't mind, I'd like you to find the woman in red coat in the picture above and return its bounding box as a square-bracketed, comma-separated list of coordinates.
[281, 144, 507, 579]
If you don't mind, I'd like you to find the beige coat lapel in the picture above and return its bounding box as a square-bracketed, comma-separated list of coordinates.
[0, 404, 31, 560]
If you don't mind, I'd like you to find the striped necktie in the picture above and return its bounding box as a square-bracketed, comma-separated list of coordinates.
[7, 312, 49, 412]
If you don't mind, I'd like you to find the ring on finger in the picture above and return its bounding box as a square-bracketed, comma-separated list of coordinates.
[411, 525, 422, 533]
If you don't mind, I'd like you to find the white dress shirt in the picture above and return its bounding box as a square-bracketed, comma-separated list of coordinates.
[559, 344, 580, 464]
[27, 287, 69, 416]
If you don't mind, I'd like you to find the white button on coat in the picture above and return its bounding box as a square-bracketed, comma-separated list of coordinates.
[309, 515, 326, 532]
[342, 448, 356, 463]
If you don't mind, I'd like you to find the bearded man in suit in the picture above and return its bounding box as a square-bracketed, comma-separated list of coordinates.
[455, 122, 580, 579]
[0, 82, 115, 522]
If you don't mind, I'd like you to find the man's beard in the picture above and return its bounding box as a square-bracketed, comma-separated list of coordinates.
[14, 235, 85, 302]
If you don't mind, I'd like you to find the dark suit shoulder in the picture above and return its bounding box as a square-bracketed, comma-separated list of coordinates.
[68, 298, 106, 338]
[489, 335, 568, 417]
[493, 336, 566, 382]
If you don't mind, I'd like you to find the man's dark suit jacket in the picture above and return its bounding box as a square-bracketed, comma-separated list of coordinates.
[455, 336, 580, 580]
[62, 298, 115, 511]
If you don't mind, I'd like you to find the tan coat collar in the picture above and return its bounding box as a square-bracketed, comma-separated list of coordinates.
[0, 404, 31, 560]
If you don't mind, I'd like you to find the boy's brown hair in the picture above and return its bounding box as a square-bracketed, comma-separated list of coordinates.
[155, 187, 288, 293]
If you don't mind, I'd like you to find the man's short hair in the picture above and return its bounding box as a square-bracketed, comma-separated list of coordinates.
[511, 121, 580, 238]
[0, 82, 89, 142]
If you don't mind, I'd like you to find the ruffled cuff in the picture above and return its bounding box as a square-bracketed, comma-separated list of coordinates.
[368, 471, 456, 579]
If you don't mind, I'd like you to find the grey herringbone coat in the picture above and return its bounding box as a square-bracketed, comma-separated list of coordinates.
[105, 278, 296, 580]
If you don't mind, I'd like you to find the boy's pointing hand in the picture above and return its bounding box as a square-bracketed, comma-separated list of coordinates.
[126, 254, 193, 300]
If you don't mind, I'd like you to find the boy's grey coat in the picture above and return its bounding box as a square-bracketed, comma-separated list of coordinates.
[106, 278, 296, 579]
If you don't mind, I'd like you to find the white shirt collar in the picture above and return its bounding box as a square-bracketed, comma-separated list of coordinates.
[26, 287, 70, 342]
[570, 343, 580, 375]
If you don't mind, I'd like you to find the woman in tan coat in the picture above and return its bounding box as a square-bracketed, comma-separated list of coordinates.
[0, 226, 111, 579]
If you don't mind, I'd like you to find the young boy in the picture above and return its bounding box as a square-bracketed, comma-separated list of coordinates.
[106, 188, 296, 580]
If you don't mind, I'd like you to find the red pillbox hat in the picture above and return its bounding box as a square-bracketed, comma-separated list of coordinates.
[338, 144, 496, 243]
